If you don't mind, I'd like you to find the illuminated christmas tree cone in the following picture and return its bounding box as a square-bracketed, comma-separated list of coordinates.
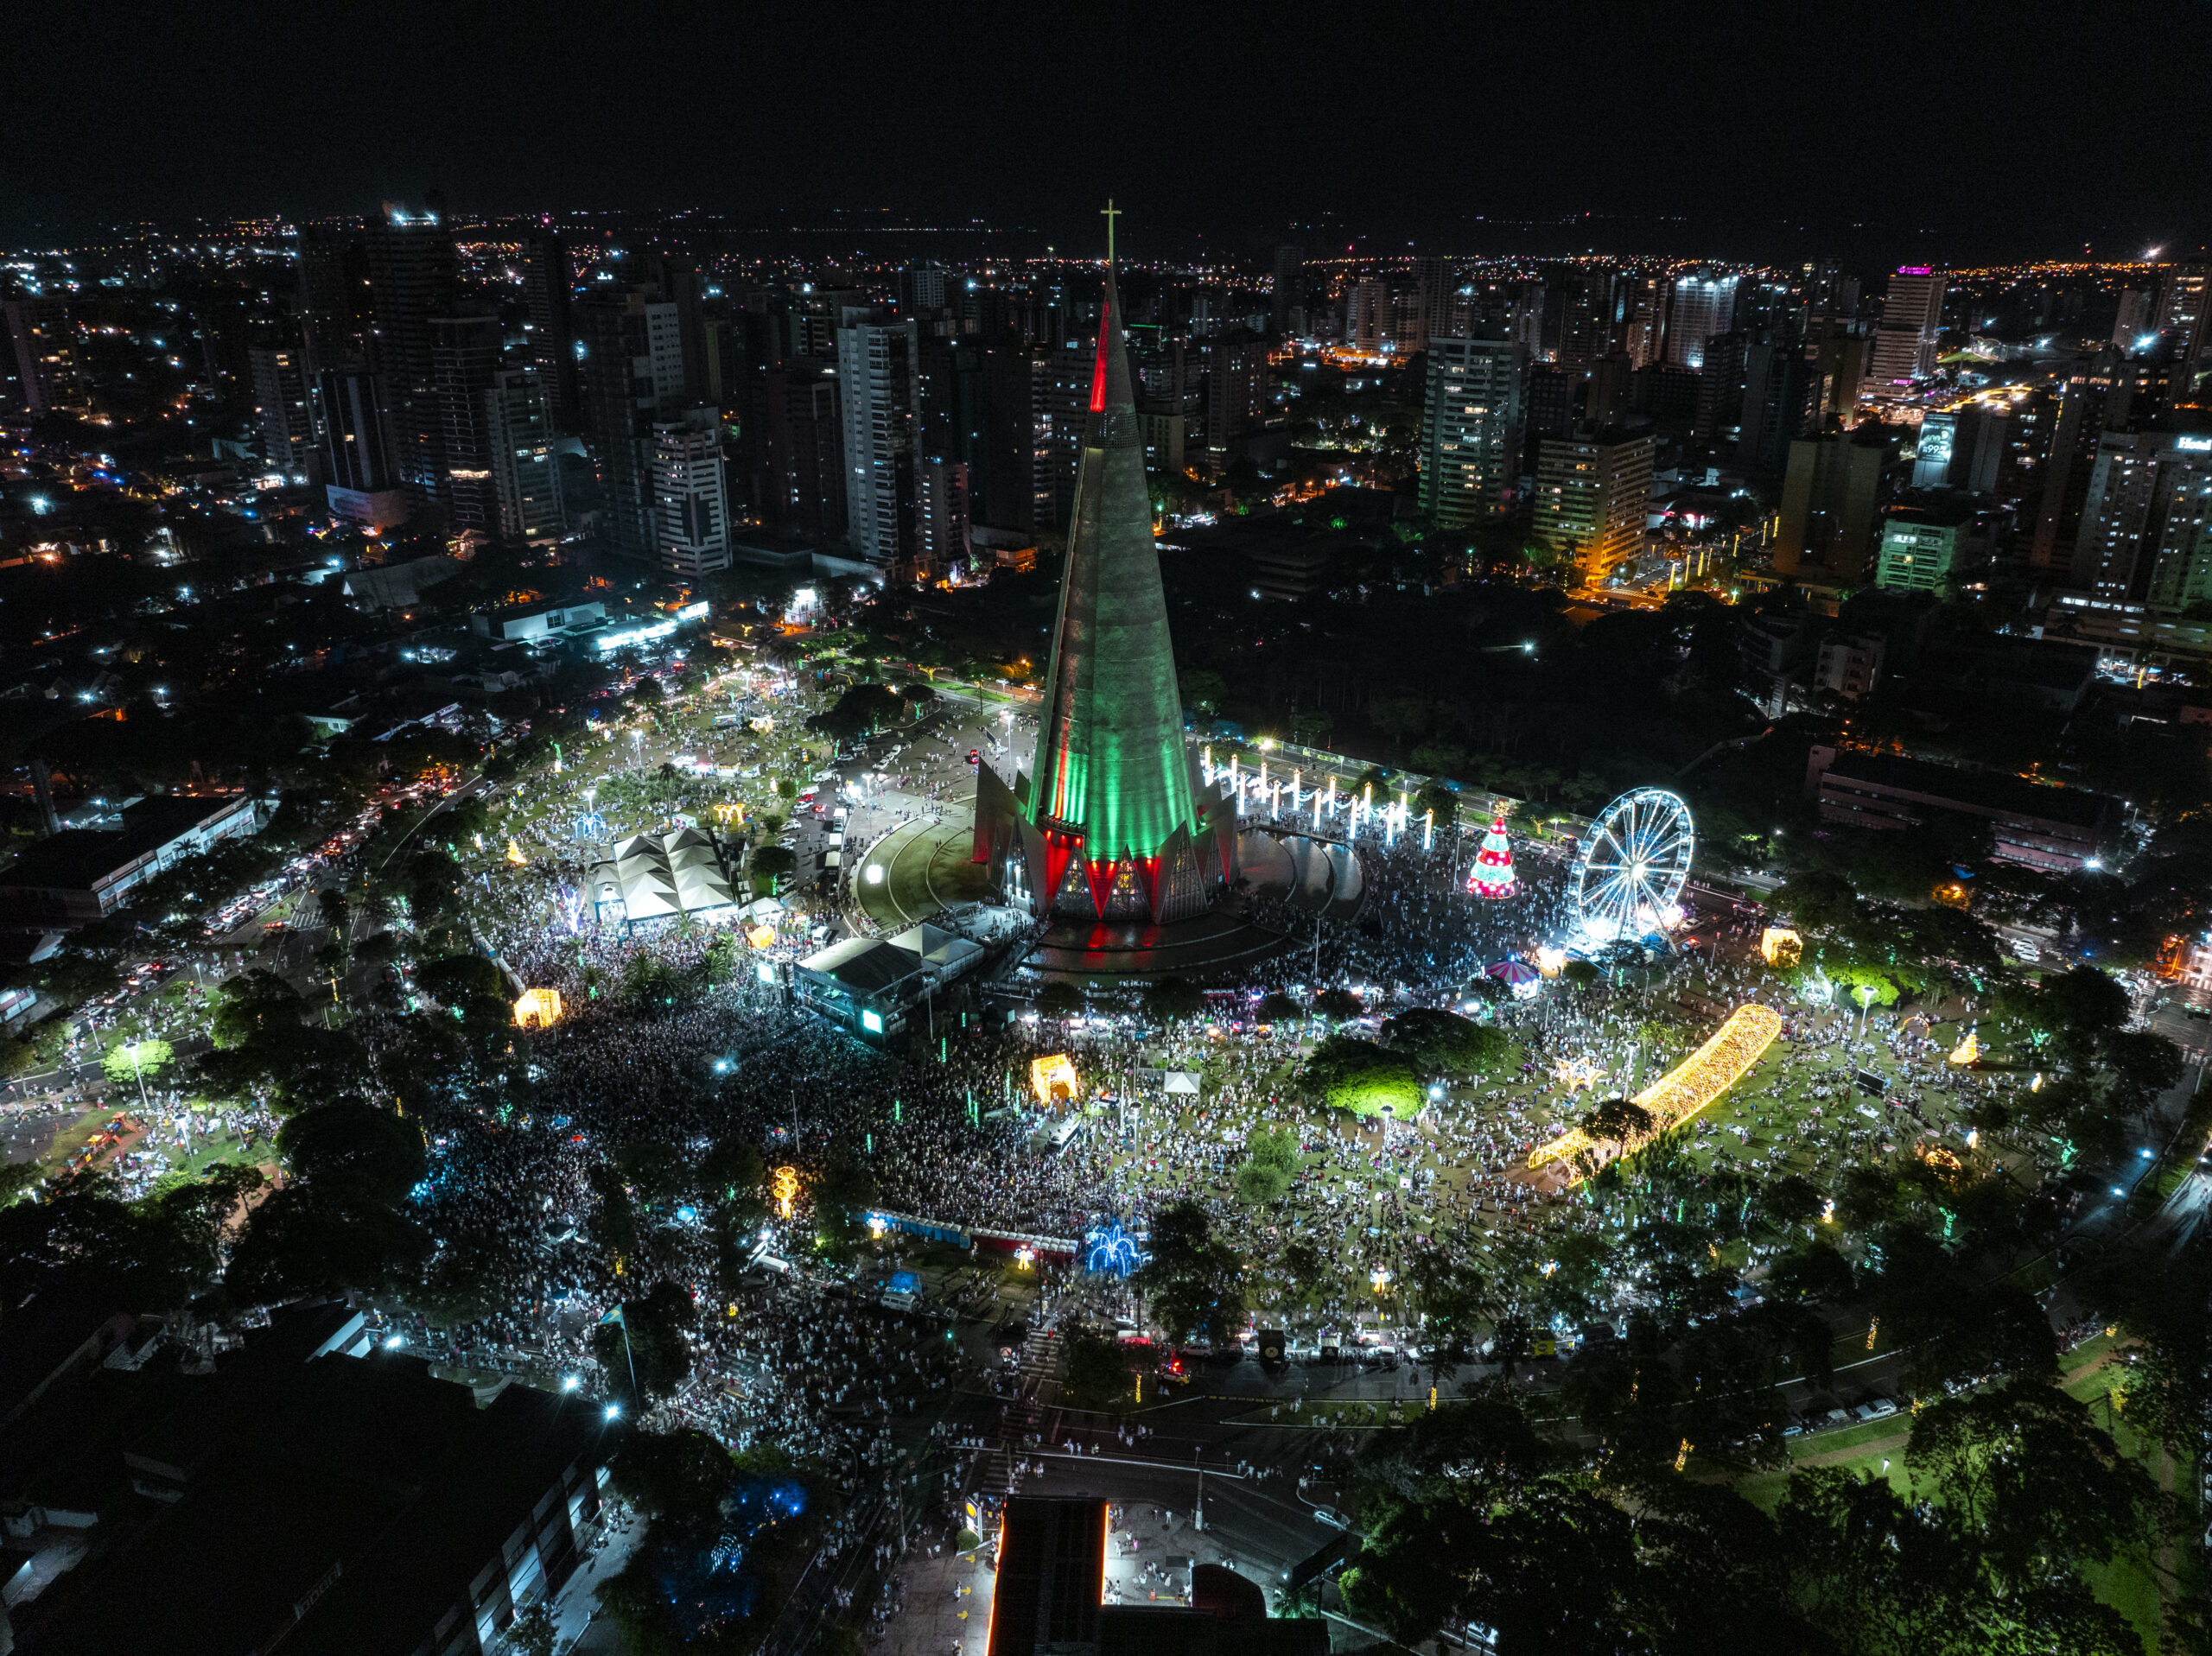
[1468, 815, 1517, 898]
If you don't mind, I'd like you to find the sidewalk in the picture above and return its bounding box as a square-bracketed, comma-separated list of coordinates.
[880, 1543, 994, 1656]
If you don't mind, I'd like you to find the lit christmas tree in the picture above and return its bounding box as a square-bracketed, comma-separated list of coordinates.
[1468, 815, 1516, 898]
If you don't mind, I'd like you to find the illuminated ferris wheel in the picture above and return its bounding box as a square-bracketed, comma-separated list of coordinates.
[1571, 788, 1694, 944]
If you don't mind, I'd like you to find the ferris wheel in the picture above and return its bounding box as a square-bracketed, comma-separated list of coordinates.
[1571, 788, 1694, 943]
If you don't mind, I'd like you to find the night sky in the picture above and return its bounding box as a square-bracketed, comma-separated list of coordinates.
[9, 0, 2210, 264]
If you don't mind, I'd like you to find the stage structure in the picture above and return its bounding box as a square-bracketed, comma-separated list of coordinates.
[1570, 788, 1694, 944]
[972, 213, 1237, 923]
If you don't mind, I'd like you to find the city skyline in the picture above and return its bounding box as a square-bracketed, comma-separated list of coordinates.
[8, 0, 2212, 264]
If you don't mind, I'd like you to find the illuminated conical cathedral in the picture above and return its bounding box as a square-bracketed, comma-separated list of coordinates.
[973, 213, 1236, 922]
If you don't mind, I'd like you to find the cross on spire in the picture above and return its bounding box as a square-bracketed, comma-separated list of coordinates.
[1102, 198, 1121, 264]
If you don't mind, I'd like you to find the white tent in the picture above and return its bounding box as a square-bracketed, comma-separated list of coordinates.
[591, 828, 737, 922]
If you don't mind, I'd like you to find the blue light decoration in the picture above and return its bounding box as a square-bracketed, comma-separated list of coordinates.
[1084, 1219, 1146, 1278]
[575, 812, 609, 842]
[889, 1270, 919, 1294]
[556, 884, 588, 934]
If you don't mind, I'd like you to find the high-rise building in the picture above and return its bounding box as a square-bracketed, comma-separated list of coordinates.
[1876, 499, 1980, 593]
[914, 335, 982, 575]
[2029, 368, 2116, 583]
[2154, 264, 2209, 359]
[1522, 364, 1582, 474]
[314, 365, 409, 529]
[650, 411, 731, 577]
[2112, 287, 2157, 351]
[1803, 319, 1868, 428]
[1202, 333, 1271, 457]
[2, 297, 78, 415]
[486, 369, 566, 542]
[1345, 280, 1389, 352]
[1546, 268, 1619, 374]
[1534, 428, 1656, 581]
[518, 231, 576, 431]
[748, 364, 846, 542]
[1911, 403, 2006, 494]
[836, 318, 922, 571]
[430, 313, 504, 536]
[1738, 341, 1815, 473]
[1776, 425, 1903, 583]
[898, 263, 951, 319]
[1269, 244, 1305, 335]
[1585, 352, 1636, 428]
[248, 345, 315, 479]
[1865, 267, 1945, 394]
[362, 205, 461, 515]
[1417, 334, 1527, 527]
[1617, 276, 1662, 367]
[1664, 269, 1738, 369]
[295, 223, 372, 378]
[1629, 363, 1700, 438]
[1694, 331, 1751, 445]
[2073, 427, 2212, 614]
[1410, 257, 1455, 352]
[576, 285, 689, 562]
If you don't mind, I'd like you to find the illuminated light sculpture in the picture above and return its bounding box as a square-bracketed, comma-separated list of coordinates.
[1030, 1053, 1079, 1105]
[1529, 1003, 1783, 1175]
[575, 811, 608, 842]
[969, 223, 1236, 923]
[506, 838, 527, 866]
[1948, 1030, 1980, 1066]
[556, 885, 587, 935]
[512, 987, 563, 1028]
[747, 923, 777, 949]
[771, 1165, 800, 1217]
[1760, 927, 1802, 968]
[1084, 1219, 1146, 1278]
[1468, 815, 1518, 898]
[1553, 1055, 1608, 1093]
[1570, 788, 1694, 944]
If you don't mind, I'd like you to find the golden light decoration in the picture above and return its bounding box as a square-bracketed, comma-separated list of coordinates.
[1917, 1144, 1963, 1182]
[771, 1164, 800, 1217]
[512, 987, 564, 1028]
[1535, 946, 1567, 976]
[1030, 1053, 1079, 1106]
[1948, 1031, 1980, 1066]
[1759, 926, 1802, 968]
[1529, 1003, 1783, 1175]
[714, 802, 748, 826]
[1553, 1055, 1608, 1093]
[506, 838, 526, 866]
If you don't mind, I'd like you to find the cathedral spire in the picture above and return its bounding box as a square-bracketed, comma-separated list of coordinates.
[972, 205, 1230, 923]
